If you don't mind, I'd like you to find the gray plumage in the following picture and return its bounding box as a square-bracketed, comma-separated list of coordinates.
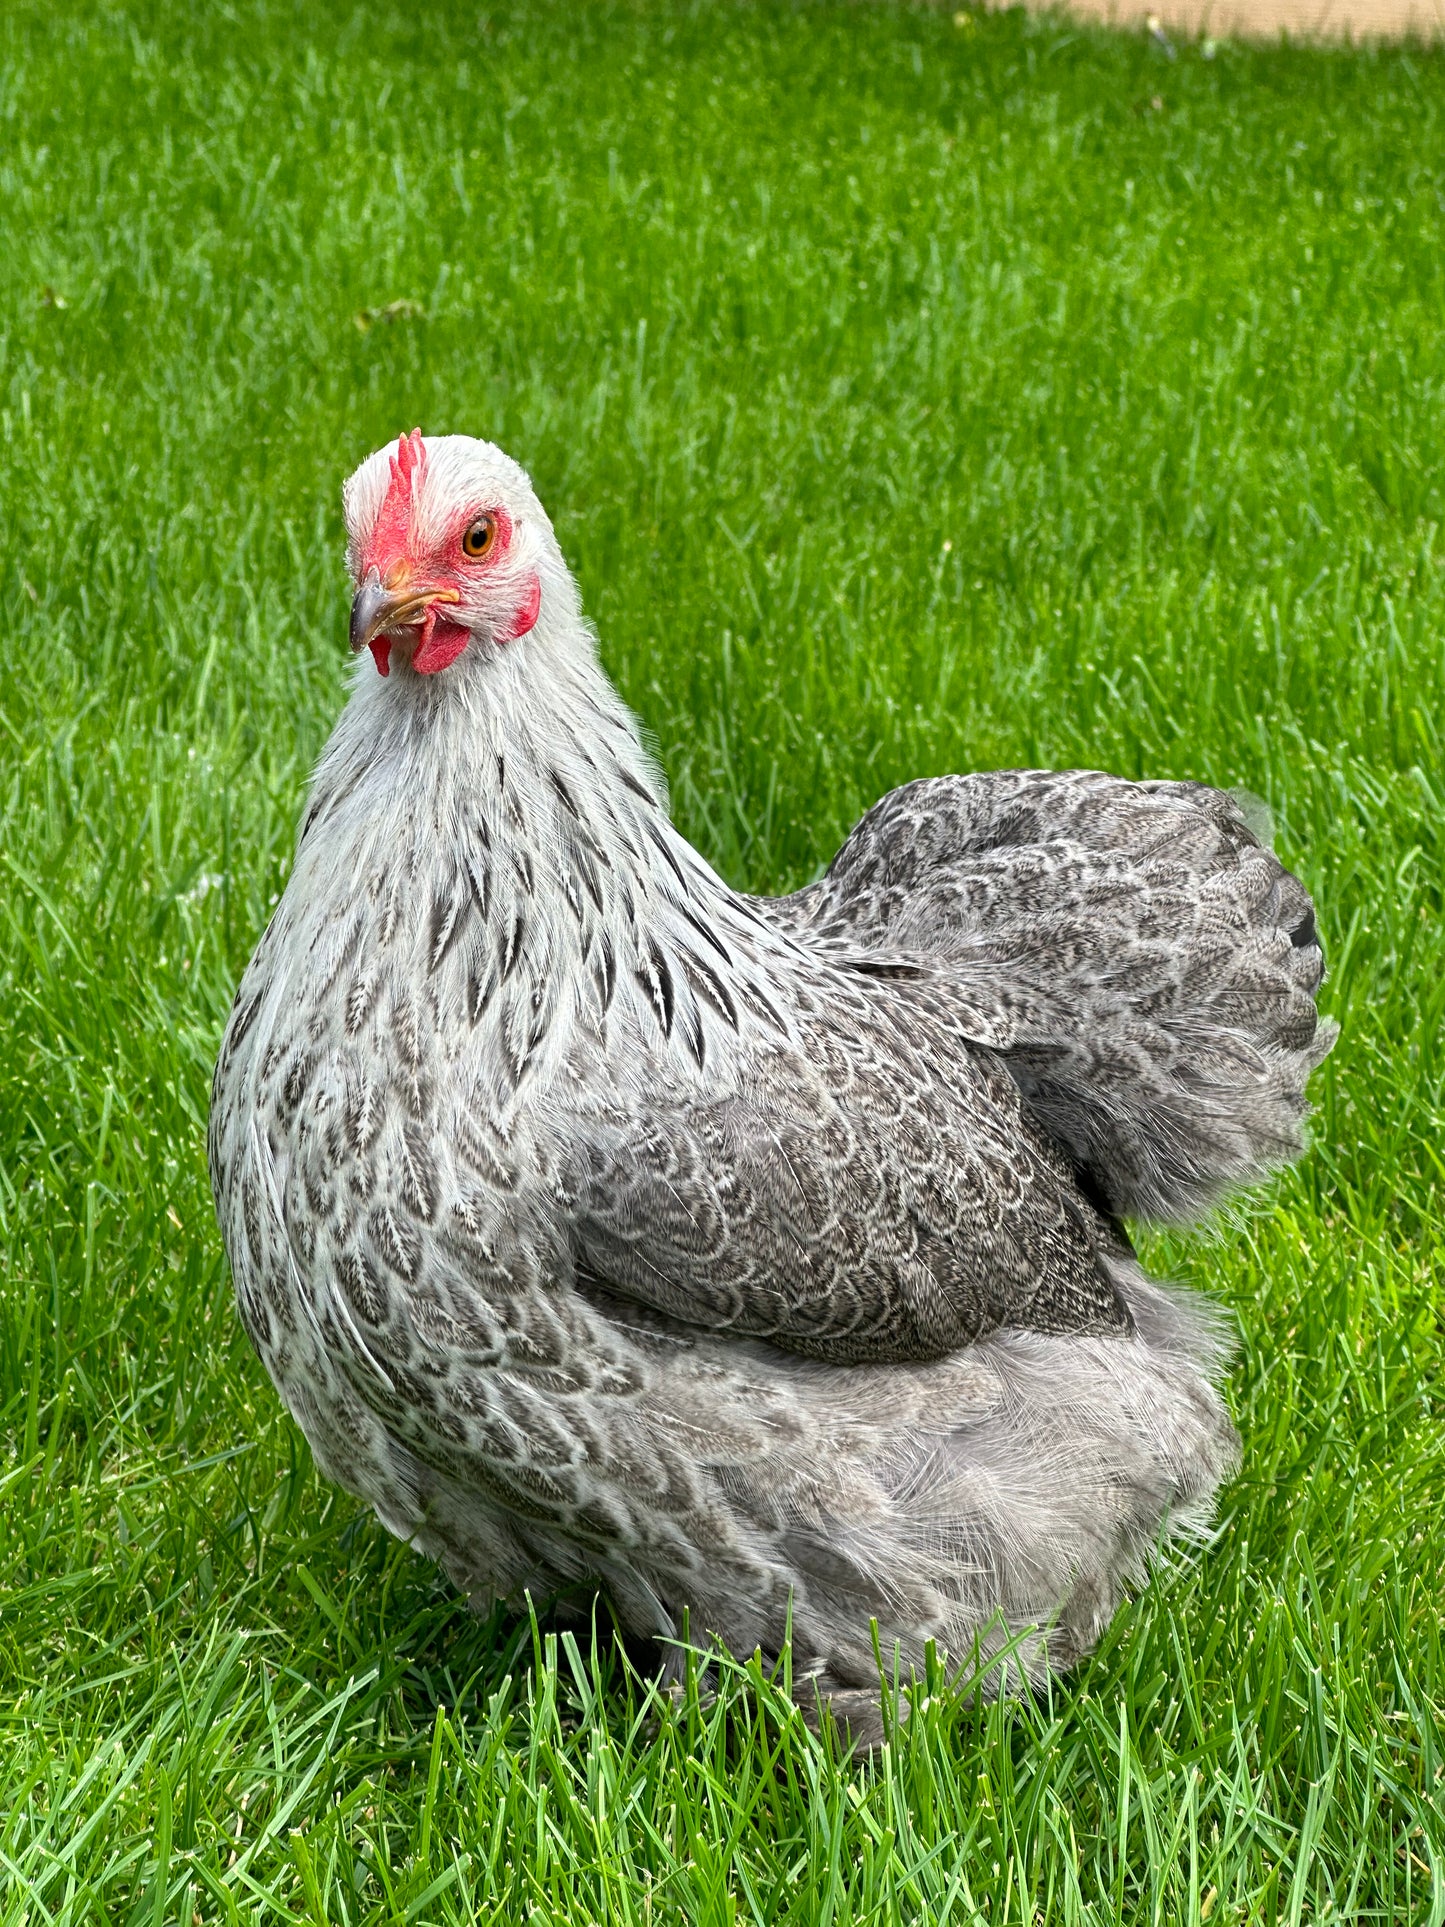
[209, 436, 1334, 1741]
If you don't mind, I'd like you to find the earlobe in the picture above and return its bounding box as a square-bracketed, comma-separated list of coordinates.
[501, 573, 541, 644]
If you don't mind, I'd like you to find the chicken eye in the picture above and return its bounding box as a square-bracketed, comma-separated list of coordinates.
[461, 514, 497, 560]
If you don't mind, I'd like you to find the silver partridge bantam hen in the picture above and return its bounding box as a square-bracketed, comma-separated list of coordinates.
[210, 432, 1334, 1739]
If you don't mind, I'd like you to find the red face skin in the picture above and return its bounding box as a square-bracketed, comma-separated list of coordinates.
[358, 430, 540, 676]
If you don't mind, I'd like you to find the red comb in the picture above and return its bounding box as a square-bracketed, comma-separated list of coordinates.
[369, 427, 426, 573]
[389, 426, 426, 490]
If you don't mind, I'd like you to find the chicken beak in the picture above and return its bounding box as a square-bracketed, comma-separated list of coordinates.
[349, 567, 392, 654]
[349, 566, 461, 654]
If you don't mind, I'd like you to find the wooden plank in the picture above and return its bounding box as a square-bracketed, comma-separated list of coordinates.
[984, 0, 1445, 40]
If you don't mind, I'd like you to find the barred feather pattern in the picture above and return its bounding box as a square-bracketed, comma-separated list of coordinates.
[209, 437, 1331, 1741]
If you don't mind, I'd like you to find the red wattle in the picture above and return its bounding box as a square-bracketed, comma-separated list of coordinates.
[368, 638, 392, 676]
[412, 618, 470, 675]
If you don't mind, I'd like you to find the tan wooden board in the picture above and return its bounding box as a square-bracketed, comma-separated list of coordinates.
[984, 0, 1445, 39]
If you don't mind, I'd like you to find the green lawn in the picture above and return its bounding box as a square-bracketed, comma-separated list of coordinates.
[1, 0, 1442, 1918]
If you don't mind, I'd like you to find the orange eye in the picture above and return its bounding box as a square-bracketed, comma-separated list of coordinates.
[461, 514, 497, 560]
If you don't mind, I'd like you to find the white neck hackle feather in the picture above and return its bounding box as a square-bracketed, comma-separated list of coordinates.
[296, 437, 805, 1142]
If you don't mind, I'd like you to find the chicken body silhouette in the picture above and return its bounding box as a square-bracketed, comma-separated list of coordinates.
[210, 434, 1333, 1738]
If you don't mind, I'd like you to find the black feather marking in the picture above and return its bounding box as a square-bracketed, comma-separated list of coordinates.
[734, 975, 789, 1035]
[499, 1003, 529, 1092]
[595, 932, 616, 1013]
[681, 1002, 706, 1068]
[1289, 906, 1318, 950]
[224, 988, 263, 1060]
[369, 1203, 420, 1282]
[678, 948, 739, 1031]
[500, 911, 525, 982]
[400, 1120, 439, 1222]
[599, 791, 643, 860]
[617, 765, 657, 804]
[574, 846, 606, 914]
[280, 1048, 316, 1117]
[677, 901, 733, 965]
[464, 851, 491, 918]
[344, 971, 375, 1037]
[843, 957, 928, 982]
[637, 937, 676, 1036]
[428, 876, 473, 973]
[343, 1068, 382, 1155]
[647, 822, 691, 893]
[467, 962, 497, 1025]
[550, 769, 581, 818]
[528, 977, 553, 1051]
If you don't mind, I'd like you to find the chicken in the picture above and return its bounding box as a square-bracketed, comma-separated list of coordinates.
[209, 431, 1334, 1739]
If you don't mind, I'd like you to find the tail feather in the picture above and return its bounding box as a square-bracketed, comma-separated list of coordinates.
[773, 769, 1335, 1221]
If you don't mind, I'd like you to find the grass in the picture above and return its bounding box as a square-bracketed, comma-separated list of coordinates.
[1, 0, 1442, 1917]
